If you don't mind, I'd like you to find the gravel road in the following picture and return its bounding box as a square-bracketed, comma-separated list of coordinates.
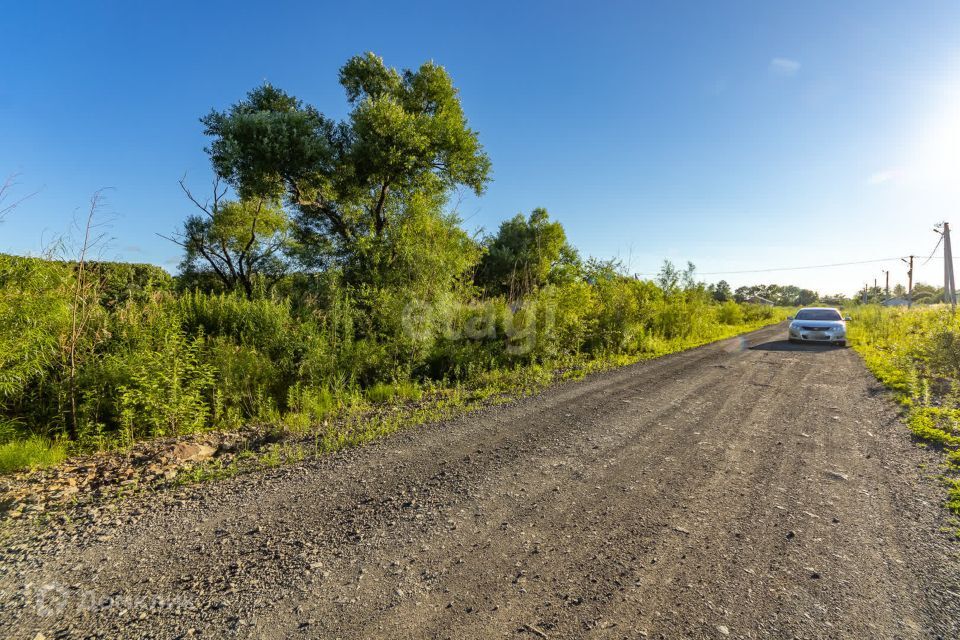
[2, 323, 958, 639]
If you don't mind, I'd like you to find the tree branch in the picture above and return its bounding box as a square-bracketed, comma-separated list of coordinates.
[286, 175, 354, 242]
[179, 174, 228, 220]
[372, 181, 390, 235]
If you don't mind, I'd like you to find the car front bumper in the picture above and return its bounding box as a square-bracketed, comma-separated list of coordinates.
[788, 328, 846, 345]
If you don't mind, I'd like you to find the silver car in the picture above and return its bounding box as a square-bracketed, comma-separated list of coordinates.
[787, 307, 850, 347]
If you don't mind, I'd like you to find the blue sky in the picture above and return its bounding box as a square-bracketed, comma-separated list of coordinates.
[2, 1, 959, 294]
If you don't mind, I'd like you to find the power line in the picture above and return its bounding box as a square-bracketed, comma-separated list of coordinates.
[634, 255, 940, 277]
[921, 234, 944, 266]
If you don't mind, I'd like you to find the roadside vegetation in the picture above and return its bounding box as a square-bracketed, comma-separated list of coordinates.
[848, 305, 960, 515]
[0, 252, 784, 475]
[0, 53, 790, 475]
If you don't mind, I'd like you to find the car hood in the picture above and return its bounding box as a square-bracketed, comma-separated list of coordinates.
[792, 320, 843, 327]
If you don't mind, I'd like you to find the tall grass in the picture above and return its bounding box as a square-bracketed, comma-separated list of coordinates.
[0, 253, 786, 473]
[849, 305, 960, 515]
[0, 436, 67, 474]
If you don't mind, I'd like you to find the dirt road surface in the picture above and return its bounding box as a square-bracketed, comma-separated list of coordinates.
[2, 323, 958, 639]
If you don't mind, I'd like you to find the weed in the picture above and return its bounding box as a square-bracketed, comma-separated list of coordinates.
[0, 436, 67, 474]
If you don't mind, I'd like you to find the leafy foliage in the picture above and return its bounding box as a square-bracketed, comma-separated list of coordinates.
[475, 208, 580, 298]
[0, 255, 72, 400]
[201, 53, 490, 278]
[711, 279, 732, 302]
[0, 256, 782, 469]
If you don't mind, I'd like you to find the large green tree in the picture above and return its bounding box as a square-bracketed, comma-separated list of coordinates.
[711, 279, 732, 302]
[476, 208, 580, 298]
[200, 53, 491, 278]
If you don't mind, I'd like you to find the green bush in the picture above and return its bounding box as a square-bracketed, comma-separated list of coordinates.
[717, 300, 744, 325]
[0, 255, 72, 401]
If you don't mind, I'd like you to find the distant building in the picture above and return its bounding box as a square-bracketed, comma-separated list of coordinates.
[744, 295, 775, 306]
[881, 297, 910, 307]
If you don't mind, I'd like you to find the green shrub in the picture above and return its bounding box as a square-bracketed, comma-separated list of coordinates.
[287, 384, 335, 418]
[907, 407, 960, 447]
[947, 479, 960, 515]
[116, 333, 215, 441]
[394, 381, 423, 401]
[177, 291, 303, 362]
[205, 338, 283, 423]
[0, 255, 72, 400]
[717, 300, 744, 325]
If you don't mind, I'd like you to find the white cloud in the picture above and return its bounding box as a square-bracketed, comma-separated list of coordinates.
[769, 57, 801, 77]
[867, 168, 904, 185]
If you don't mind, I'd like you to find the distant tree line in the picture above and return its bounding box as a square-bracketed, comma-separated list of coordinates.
[702, 280, 948, 307]
[711, 283, 820, 306]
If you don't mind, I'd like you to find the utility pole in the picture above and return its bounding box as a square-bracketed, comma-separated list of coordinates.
[902, 255, 914, 308]
[943, 222, 956, 309]
[882, 269, 890, 297]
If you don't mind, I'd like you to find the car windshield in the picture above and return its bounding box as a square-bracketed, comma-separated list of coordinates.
[795, 309, 842, 321]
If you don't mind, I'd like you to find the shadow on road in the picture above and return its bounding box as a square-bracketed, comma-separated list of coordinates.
[749, 340, 845, 353]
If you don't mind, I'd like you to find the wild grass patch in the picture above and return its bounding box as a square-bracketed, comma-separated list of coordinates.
[365, 381, 423, 404]
[0, 436, 67, 474]
[849, 305, 960, 515]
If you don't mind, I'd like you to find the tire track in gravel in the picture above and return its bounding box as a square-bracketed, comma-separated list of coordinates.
[304, 365, 742, 638]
